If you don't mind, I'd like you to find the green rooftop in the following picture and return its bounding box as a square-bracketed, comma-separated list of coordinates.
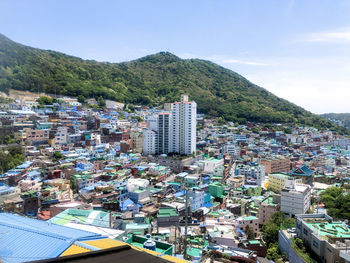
[242, 216, 258, 221]
[248, 240, 261, 245]
[262, 196, 278, 206]
[157, 207, 179, 217]
[306, 222, 350, 239]
[186, 247, 203, 258]
[269, 173, 292, 179]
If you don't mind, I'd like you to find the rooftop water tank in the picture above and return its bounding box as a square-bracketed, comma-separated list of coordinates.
[143, 235, 156, 251]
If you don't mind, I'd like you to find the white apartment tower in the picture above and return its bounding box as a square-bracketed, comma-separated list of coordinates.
[142, 129, 157, 155]
[171, 94, 197, 155]
[142, 94, 196, 156]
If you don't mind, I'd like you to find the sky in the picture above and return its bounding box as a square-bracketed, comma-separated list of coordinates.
[1, 0, 350, 114]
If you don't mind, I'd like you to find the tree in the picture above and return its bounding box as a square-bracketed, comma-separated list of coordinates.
[262, 221, 280, 246]
[0, 146, 25, 174]
[134, 116, 143, 122]
[97, 96, 106, 108]
[266, 243, 280, 261]
[2, 135, 15, 145]
[217, 117, 226, 125]
[128, 104, 135, 112]
[294, 238, 304, 251]
[320, 186, 350, 220]
[281, 218, 296, 229]
[321, 187, 343, 199]
[37, 96, 56, 105]
[270, 211, 286, 227]
[52, 152, 64, 162]
[77, 95, 86, 104]
[245, 225, 255, 239]
[262, 212, 296, 244]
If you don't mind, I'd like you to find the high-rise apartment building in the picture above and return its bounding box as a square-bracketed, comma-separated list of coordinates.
[171, 94, 197, 155]
[157, 112, 171, 154]
[142, 129, 156, 155]
[142, 94, 197, 156]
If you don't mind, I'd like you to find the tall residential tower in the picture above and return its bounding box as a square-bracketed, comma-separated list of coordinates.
[171, 94, 197, 155]
[143, 94, 197, 156]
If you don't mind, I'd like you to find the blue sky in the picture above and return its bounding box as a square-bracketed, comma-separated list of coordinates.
[1, 0, 350, 113]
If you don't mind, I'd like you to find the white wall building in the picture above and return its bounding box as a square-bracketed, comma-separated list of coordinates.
[145, 114, 158, 131]
[281, 182, 311, 217]
[142, 94, 197, 156]
[223, 143, 240, 157]
[55, 127, 68, 144]
[171, 94, 197, 155]
[142, 129, 157, 155]
[201, 158, 224, 173]
[188, 190, 205, 212]
[235, 164, 266, 187]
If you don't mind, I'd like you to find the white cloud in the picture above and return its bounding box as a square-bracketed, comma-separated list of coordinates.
[178, 53, 271, 66]
[222, 59, 269, 66]
[303, 28, 350, 43]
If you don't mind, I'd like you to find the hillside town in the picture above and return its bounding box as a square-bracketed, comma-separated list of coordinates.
[0, 94, 349, 263]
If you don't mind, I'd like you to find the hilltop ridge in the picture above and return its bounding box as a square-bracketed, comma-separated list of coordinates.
[0, 33, 345, 132]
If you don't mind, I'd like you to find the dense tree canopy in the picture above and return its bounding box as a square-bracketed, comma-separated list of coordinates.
[321, 113, 350, 129]
[261, 211, 296, 261]
[0, 33, 347, 132]
[0, 146, 25, 174]
[320, 187, 350, 220]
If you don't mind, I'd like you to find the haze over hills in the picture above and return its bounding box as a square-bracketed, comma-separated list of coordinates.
[0, 33, 345, 132]
[321, 113, 350, 129]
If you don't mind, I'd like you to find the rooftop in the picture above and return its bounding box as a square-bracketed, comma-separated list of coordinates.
[157, 207, 179, 218]
[306, 221, 350, 239]
[261, 196, 278, 206]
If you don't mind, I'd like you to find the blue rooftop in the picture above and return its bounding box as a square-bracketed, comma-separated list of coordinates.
[291, 165, 314, 177]
[174, 190, 186, 198]
[0, 213, 103, 263]
[16, 161, 33, 169]
[121, 198, 136, 211]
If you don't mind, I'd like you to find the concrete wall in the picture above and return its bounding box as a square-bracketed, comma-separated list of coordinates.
[278, 230, 306, 263]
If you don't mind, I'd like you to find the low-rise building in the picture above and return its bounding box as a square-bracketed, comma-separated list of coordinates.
[268, 173, 302, 193]
[157, 207, 180, 229]
[237, 216, 259, 235]
[260, 158, 290, 175]
[258, 196, 280, 226]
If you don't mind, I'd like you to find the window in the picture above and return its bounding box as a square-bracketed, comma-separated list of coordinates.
[303, 228, 308, 235]
[313, 240, 319, 248]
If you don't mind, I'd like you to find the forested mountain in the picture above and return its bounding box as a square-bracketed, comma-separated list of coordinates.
[321, 113, 350, 129]
[0, 33, 345, 132]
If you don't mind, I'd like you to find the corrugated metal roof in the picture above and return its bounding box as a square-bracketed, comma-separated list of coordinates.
[0, 213, 102, 263]
[0, 213, 99, 240]
[60, 245, 91, 257]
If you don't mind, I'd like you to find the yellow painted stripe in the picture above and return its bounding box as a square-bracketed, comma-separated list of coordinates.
[61, 244, 91, 256]
[83, 238, 127, 249]
[63, 238, 189, 263]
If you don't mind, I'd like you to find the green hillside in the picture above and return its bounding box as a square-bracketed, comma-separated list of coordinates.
[0, 33, 345, 132]
[321, 113, 350, 129]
